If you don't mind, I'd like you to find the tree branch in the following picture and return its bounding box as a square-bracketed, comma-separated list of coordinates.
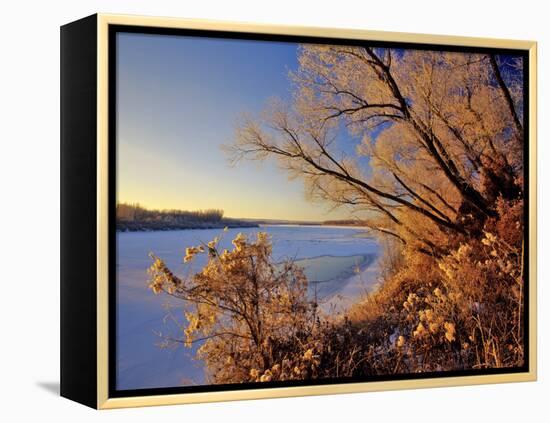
[489, 54, 523, 141]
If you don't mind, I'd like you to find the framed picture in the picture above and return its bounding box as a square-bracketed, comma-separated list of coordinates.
[60, 13, 537, 409]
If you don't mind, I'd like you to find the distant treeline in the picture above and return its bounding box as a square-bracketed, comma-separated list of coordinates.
[116, 203, 256, 232]
[117, 203, 224, 222]
[322, 219, 365, 226]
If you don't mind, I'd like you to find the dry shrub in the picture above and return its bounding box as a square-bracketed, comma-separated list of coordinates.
[148, 230, 328, 384]
[346, 196, 524, 373]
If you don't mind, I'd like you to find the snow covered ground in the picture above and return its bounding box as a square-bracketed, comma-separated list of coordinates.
[115, 225, 381, 390]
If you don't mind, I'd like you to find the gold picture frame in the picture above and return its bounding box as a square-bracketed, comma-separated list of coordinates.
[60, 13, 537, 409]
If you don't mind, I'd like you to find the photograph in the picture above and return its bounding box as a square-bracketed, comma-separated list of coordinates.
[2, 0, 548, 417]
[113, 29, 528, 393]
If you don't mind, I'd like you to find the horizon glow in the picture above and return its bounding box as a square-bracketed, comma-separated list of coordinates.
[116, 32, 354, 221]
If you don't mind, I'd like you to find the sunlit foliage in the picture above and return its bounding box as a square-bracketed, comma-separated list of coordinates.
[148, 231, 325, 383]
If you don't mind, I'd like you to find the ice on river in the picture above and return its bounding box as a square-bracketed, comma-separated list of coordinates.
[116, 225, 380, 390]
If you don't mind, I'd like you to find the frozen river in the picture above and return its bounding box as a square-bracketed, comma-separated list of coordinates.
[116, 225, 380, 390]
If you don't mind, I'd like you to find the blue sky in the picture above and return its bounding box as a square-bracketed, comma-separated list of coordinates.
[116, 32, 353, 221]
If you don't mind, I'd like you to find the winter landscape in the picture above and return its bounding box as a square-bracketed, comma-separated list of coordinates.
[115, 31, 526, 391]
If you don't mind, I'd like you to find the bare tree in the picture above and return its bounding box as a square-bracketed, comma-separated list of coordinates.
[227, 46, 523, 254]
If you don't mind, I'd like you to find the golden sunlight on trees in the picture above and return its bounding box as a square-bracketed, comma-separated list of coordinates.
[148, 231, 325, 383]
[148, 46, 525, 382]
[228, 47, 523, 256]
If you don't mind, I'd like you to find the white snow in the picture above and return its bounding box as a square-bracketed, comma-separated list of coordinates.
[115, 225, 381, 390]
